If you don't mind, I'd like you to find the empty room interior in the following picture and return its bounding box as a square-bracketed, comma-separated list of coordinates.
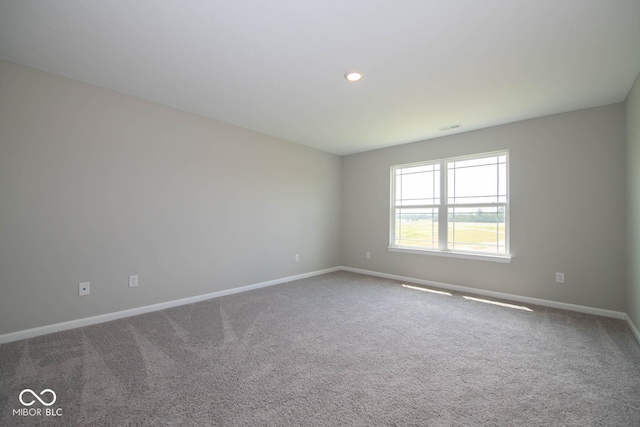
[1, 1, 640, 425]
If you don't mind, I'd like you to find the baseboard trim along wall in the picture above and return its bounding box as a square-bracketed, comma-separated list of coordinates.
[0, 267, 341, 344]
[1, 266, 638, 345]
[340, 267, 627, 320]
[627, 314, 640, 344]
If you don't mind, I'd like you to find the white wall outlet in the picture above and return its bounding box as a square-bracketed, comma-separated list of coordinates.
[295, 254, 300, 262]
[128, 275, 139, 288]
[79, 282, 90, 296]
[365, 251, 371, 259]
[555, 272, 565, 283]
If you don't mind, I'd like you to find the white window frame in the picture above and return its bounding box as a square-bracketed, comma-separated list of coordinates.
[389, 150, 511, 263]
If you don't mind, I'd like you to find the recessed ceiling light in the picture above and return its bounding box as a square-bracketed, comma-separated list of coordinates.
[344, 71, 363, 82]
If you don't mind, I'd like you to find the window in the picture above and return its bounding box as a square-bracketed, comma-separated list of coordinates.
[390, 151, 509, 261]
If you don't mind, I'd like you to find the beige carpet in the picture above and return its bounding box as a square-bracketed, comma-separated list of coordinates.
[1, 271, 639, 426]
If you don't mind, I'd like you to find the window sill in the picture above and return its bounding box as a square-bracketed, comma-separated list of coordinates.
[388, 246, 512, 263]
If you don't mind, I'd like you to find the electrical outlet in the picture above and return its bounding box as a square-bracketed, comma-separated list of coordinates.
[128, 275, 139, 288]
[365, 251, 371, 259]
[295, 254, 300, 262]
[79, 282, 90, 296]
[555, 272, 565, 283]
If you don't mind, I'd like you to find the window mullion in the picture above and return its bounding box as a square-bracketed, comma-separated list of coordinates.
[438, 161, 447, 251]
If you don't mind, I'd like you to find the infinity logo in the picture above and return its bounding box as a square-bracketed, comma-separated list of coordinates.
[19, 389, 57, 407]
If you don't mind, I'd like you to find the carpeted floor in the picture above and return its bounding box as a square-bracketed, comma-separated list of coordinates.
[1, 271, 640, 426]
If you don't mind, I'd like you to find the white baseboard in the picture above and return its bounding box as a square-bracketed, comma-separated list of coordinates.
[626, 315, 640, 344]
[2, 266, 636, 345]
[0, 267, 341, 345]
[340, 266, 627, 320]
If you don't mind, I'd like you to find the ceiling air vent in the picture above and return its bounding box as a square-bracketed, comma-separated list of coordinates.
[439, 124, 462, 132]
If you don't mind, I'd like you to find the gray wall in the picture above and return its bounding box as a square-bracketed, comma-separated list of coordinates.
[0, 60, 342, 335]
[342, 104, 627, 311]
[627, 72, 640, 328]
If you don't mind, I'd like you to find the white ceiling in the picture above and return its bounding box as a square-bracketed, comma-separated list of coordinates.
[1, 1, 639, 156]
